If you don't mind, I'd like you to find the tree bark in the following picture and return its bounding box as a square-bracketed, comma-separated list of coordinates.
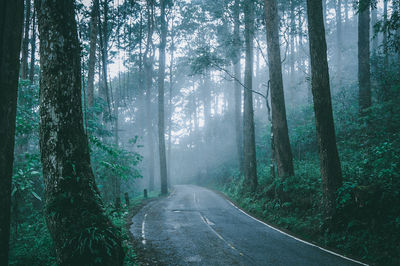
[264, 0, 295, 178]
[306, 0, 343, 220]
[21, 0, 31, 79]
[35, 1, 124, 264]
[0, 1, 24, 264]
[358, 0, 371, 113]
[243, 0, 258, 192]
[87, 0, 99, 108]
[158, 0, 168, 195]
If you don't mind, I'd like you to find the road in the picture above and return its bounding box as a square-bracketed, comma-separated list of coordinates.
[130, 185, 366, 266]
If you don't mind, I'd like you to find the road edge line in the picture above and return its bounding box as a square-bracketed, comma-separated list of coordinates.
[224, 197, 368, 266]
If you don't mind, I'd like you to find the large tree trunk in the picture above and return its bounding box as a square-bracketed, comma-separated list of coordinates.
[87, 0, 99, 108]
[35, 1, 124, 264]
[306, 0, 343, 220]
[264, 0, 295, 178]
[232, 0, 243, 173]
[358, 0, 371, 113]
[158, 0, 168, 195]
[243, 0, 258, 192]
[0, 1, 24, 264]
[21, 0, 31, 79]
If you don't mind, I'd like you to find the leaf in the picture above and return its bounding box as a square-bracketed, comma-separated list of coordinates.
[32, 191, 42, 201]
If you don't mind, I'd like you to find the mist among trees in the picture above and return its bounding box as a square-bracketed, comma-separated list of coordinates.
[1, 0, 399, 265]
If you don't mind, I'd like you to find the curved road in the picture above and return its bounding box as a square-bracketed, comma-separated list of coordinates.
[130, 185, 365, 265]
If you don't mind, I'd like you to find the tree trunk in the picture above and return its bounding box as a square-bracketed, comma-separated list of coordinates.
[35, 1, 124, 264]
[383, 0, 388, 69]
[158, 0, 168, 195]
[336, 0, 342, 83]
[306, 0, 343, 220]
[0, 1, 24, 264]
[144, 0, 155, 191]
[21, 0, 31, 79]
[358, 0, 371, 113]
[232, 0, 243, 173]
[264, 0, 295, 178]
[87, 0, 99, 108]
[29, 8, 36, 83]
[243, 0, 258, 192]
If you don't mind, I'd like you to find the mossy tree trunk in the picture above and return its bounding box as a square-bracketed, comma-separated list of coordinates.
[35, 0, 124, 264]
[0, 1, 24, 264]
[358, 0, 371, 113]
[264, 0, 295, 179]
[306, 0, 343, 220]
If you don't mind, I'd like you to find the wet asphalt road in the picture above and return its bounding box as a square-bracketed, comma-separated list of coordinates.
[130, 185, 365, 266]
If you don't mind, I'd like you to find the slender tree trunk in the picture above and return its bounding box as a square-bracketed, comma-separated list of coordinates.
[358, 0, 371, 113]
[344, 0, 349, 24]
[264, 0, 295, 178]
[35, 0, 124, 264]
[232, 0, 243, 173]
[29, 8, 36, 83]
[290, 0, 295, 87]
[0, 1, 24, 264]
[87, 0, 99, 108]
[383, 0, 388, 69]
[243, 0, 258, 192]
[306, 0, 343, 220]
[336, 0, 342, 83]
[158, 0, 168, 195]
[21, 0, 31, 79]
[168, 18, 174, 181]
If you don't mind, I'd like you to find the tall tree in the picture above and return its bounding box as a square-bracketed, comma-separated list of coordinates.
[358, 0, 371, 113]
[306, 0, 343, 220]
[144, 0, 156, 191]
[29, 8, 36, 82]
[158, 0, 168, 195]
[232, 0, 243, 173]
[0, 1, 24, 264]
[21, 0, 31, 79]
[87, 0, 100, 108]
[335, 0, 343, 82]
[35, 0, 124, 264]
[243, 0, 258, 192]
[264, 0, 295, 178]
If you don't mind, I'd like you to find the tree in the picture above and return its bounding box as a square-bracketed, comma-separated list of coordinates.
[306, 0, 343, 220]
[243, 0, 258, 192]
[87, 0, 100, 108]
[358, 0, 371, 113]
[144, 0, 156, 191]
[35, 0, 124, 264]
[264, 0, 295, 178]
[232, 0, 244, 173]
[158, 0, 168, 195]
[0, 1, 24, 264]
[21, 0, 31, 80]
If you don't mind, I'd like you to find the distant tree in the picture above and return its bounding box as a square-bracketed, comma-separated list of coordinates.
[232, 0, 244, 173]
[158, 0, 168, 195]
[35, 0, 124, 264]
[306, 0, 343, 220]
[144, 0, 156, 191]
[87, 0, 100, 108]
[243, 0, 258, 192]
[29, 7, 36, 83]
[0, 1, 24, 264]
[21, 0, 31, 80]
[264, 0, 295, 178]
[358, 0, 371, 113]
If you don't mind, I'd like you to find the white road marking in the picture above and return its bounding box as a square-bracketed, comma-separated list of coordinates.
[141, 213, 148, 245]
[226, 199, 368, 265]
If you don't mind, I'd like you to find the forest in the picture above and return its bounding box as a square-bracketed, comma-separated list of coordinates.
[1, 0, 399, 265]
